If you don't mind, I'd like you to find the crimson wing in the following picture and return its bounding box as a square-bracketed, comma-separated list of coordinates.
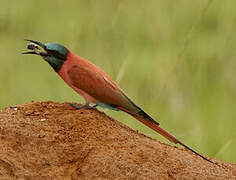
[67, 65, 139, 113]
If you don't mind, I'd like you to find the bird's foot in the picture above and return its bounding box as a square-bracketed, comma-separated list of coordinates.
[69, 103, 97, 110]
[92, 104, 98, 108]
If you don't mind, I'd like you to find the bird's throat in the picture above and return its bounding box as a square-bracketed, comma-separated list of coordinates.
[43, 56, 65, 72]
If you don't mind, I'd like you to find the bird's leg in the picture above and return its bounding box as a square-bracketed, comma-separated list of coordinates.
[69, 103, 98, 110]
[69, 102, 90, 110]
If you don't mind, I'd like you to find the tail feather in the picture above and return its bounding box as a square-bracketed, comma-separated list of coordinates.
[137, 109, 160, 126]
[118, 106, 214, 163]
[131, 113, 180, 144]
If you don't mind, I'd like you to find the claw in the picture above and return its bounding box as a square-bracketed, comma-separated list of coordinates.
[69, 103, 98, 110]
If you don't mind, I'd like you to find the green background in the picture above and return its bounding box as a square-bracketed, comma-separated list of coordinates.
[0, 0, 235, 162]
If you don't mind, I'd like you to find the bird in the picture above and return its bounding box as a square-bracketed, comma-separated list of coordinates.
[23, 39, 213, 163]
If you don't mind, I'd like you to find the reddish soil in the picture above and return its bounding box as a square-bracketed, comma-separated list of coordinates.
[0, 101, 235, 179]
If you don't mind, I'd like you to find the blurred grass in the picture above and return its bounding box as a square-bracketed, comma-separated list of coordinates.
[0, 0, 236, 162]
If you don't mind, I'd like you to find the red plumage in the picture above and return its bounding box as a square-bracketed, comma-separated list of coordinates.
[57, 51, 213, 163]
[23, 39, 213, 163]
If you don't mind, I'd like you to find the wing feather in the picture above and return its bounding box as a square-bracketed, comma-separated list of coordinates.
[67, 65, 139, 112]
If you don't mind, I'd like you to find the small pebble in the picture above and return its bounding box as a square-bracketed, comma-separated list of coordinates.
[40, 118, 47, 122]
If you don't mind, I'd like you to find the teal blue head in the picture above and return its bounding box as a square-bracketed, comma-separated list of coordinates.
[23, 39, 69, 72]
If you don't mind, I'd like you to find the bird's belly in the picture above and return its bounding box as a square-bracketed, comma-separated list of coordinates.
[58, 66, 97, 103]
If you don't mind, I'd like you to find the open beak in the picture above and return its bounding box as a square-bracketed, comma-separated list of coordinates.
[23, 39, 48, 56]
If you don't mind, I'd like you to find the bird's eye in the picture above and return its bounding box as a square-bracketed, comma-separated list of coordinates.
[46, 49, 55, 53]
[47, 49, 57, 56]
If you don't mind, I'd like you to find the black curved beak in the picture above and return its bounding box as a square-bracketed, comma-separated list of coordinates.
[23, 39, 47, 56]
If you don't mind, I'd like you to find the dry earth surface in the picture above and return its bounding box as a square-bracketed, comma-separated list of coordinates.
[0, 101, 235, 179]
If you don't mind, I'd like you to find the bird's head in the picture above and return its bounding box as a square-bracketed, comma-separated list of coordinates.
[23, 39, 69, 71]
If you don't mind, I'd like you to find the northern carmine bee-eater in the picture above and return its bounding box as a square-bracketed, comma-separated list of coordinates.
[23, 39, 213, 163]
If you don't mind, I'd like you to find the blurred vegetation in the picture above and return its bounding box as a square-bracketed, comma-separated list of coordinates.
[0, 0, 235, 162]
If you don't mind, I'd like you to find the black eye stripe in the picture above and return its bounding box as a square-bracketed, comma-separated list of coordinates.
[47, 49, 56, 54]
[46, 49, 66, 60]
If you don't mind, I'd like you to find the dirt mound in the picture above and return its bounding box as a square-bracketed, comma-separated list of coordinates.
[0, 101, 235, 179]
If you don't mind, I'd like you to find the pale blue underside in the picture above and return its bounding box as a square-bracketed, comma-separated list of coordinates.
[97, 102, 119, 111]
